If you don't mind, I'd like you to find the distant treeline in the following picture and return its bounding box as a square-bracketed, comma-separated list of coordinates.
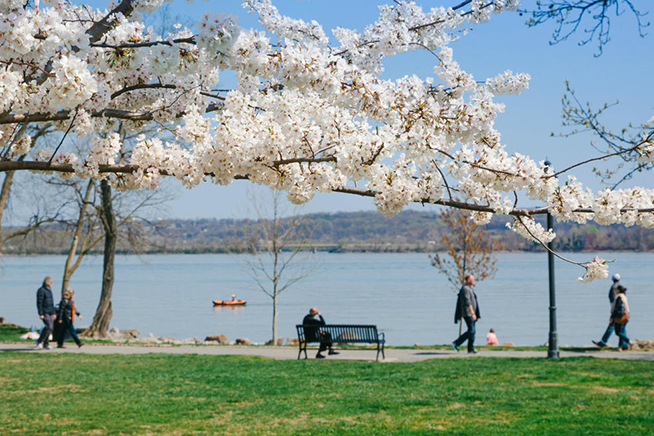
[4, 210, 654, 255]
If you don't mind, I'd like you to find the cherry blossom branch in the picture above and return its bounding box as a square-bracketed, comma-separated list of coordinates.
[546, 131, 654, 179]
[333, 185, 548, 216]
[514, 215, 581, 265]
[433, 146, 520, 178]
[111, 84, 179, 100]
[333, 0, 492, 56]
[409, 1, 493, 31]
[48, 111, 80, 164]
[86, 0, 137, 44]
[0, 60, 55, 78]
[513, 216, 615, 277]
[91, 37, 196, 50]
[272, 156, 336, 166]
[431, 159, 453, 201]
[3, 159, 654, 218]
[0, 102, 224, 125]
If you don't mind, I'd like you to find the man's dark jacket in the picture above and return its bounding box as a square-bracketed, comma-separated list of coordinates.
[454, 285, 481, 323]
[609, 281, 619, 304]
[302, 314, 326, 342]
[36, 285, 55, 316]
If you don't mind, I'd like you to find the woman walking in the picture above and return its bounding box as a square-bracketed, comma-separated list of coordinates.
[56, 289, 84, 348]
[611, 285, 631, 351]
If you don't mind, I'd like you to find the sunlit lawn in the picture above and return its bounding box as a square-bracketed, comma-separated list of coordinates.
[0, 353, 652, 435]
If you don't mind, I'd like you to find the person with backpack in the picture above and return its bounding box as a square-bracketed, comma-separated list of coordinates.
[611, 285, 631, 351]
[56, 288, 84, 349]
[593, 273, 621, 348]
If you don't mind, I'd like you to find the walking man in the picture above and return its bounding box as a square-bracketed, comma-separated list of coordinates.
[35, 276, 57, 350]
[593, 273, 621, 348]
[453, 274, 480, 354]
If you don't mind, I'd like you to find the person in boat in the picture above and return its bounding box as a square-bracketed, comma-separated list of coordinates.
[231, 295, 237, 302]
[302, 307, 339, 359]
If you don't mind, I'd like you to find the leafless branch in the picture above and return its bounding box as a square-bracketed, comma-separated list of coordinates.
[521, 0, 649, 56]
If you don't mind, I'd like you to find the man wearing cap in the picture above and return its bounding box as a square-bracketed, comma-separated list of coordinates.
[593, 273, 621, 348]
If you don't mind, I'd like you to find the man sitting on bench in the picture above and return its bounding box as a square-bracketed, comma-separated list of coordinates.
[302, 307, 340, 359]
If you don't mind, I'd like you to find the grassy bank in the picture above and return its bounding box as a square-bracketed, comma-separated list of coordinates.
[0, 322, 28, 341]
[0, 353, 652, 435]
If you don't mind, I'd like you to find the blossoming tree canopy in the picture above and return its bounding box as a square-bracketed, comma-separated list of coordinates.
[0, 0, 653, 281]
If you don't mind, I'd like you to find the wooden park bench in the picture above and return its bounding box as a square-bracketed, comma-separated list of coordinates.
[295, 324, 385, 361]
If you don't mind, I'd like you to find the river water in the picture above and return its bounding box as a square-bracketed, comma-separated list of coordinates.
[0, 252, 652, 346]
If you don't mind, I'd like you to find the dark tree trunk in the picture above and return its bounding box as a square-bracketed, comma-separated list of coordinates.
[0, 170, 15, 250]
[85, 179, 116, 338]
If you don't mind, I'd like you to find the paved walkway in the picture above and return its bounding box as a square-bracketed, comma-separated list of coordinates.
[1, 343, 652, 362]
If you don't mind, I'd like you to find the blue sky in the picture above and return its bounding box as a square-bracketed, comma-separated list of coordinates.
[68, 1, 653, 220]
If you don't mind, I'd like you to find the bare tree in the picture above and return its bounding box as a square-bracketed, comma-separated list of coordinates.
[241, 188, 318, 344]
[81, 177, 171, 338]
[521, 0, 649, 56]
[521, 2, 653, 186]
[429, 204, 500, 291]
[85, 179, 117, 338]
[0, 125, 59, 254]
[56, 179, 104, 295]
[429, 204, 500, 336]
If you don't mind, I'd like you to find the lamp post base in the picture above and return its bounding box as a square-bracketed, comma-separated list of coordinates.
[547, 332, 559, 359]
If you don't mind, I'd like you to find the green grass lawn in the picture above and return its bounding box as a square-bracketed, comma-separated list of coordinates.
[0, 354, 652, 435]
[0, 322, 29, 341]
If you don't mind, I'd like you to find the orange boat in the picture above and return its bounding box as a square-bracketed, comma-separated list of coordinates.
[213, 299, 247, 307]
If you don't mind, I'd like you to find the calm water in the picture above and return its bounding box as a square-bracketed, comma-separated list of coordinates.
[0, 252, 652, 346]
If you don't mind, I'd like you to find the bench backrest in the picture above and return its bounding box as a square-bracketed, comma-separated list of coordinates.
[296, 324, 379, 343]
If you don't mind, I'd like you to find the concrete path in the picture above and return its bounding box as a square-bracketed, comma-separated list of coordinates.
[1, 343, 652, 362]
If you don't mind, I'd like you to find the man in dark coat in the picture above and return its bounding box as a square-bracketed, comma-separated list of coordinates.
[593, 273, 621, 348]
[302, 307, 339, 359]
[35, 276, 57, 350]
[452, 274, 481, 354]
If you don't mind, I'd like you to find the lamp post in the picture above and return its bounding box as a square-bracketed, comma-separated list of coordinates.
[544, 160, 559, 359]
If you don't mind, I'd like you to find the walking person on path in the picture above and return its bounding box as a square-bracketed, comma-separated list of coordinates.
[593, 274, 621, 348]
[611, 285, 631, 351]
[452, 274, 480, 354]
[35, 276, 57, 350]
[56, 288, 84, 349]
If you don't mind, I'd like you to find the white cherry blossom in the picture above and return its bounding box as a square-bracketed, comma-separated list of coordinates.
[0, 0, 652, 283]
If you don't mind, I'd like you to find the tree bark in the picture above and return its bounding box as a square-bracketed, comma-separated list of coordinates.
[272, 245, 279, 343]
[272, 292, 278, 344]
[61, 180, 95, 295]
[85, 179, 116, 338]
[0, 170, 15, 251]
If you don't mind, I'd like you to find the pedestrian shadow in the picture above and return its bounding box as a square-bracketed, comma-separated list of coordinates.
[413, 351, 451, 356]
[0, 347, 36, 352]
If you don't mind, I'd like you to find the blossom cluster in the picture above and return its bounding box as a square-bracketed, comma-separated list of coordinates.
[578, 257, 609, 283]
[506, 217, 556, 244]
[1, 0, 653, 282]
